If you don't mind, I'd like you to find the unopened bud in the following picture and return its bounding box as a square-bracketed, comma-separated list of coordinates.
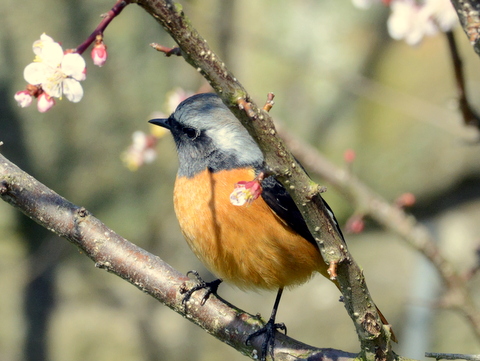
[91, 37, 108, 67]
[14, 90, 33, 108]
[37, 92, 55, 113]
[344, 148, 356, 163]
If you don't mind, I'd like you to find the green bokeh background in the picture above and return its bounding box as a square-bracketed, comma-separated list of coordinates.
[1, 1, 480, 360]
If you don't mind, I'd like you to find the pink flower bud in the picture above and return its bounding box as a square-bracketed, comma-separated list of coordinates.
[345, 214, 365, 234]
[344, 148, 356, 163]
[91, 41, 108, 67]
[37, 92, 55, 113]
[14, 90, 33, 108]
[395, 192, 416, 208]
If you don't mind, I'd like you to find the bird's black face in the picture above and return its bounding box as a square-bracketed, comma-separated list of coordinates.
[150, 114, 217, 177]
[149, 93, 264, 178]
[150, 116, 201, 142]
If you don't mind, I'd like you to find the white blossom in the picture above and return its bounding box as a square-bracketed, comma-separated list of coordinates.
[23, 34, 86, 103]
[356, 0, 459, 45]
[352, 0, 382, 9]
[423, 0, 458, 32]
[387, 0, 437, 45]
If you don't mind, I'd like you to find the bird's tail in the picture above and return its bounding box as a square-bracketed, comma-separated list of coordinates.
[375, 304, 397, 343]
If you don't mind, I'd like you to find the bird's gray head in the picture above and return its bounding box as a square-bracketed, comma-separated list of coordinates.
[149, 93, 264, 177]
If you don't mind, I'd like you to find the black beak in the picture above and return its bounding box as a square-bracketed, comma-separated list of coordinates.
[148, 118, 171, 130]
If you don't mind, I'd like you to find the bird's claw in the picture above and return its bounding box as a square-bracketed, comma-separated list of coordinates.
[179, 270, 222, 309]
[246, 318, 287, 361]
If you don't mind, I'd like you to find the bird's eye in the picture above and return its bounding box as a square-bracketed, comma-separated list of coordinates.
[183, 127, 199, 139]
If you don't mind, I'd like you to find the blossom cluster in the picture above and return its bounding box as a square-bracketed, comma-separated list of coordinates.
[14, 34, 86, 112]
[353, 0, 458, 45]
[15, 33, 108, 113]
[121, 130, 161, 171]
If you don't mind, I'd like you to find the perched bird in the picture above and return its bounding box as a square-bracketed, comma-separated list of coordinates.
[149, 93, 392, 359]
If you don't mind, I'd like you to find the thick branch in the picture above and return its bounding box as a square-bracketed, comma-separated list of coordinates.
[0, 152, 363, 361]
[132, 1, 395, 357]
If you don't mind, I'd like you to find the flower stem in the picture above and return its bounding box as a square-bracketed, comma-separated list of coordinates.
[75, 0, 131, 55]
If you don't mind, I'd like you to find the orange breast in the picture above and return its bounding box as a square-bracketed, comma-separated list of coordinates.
[173, 168, 327, 290]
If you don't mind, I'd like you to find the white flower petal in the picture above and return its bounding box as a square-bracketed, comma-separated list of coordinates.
[43, 76, 63, 98]
[40, 33, 54, 42]
[387, 2, 413, 40]
[352, 0, 380, 9]
[41, 42, 64, 67]
[143, 149, 157, 164]
[230, 188, 248, 206]
[404, 27, 426, 45]
[62, 78, 84, 102]
[424, 0, 458, 32]
[387, 0, 440, 45]
[24, 62, 50, 85]
[61, 53, 86, 80]
[132, 131, 148, 150]
[33, 33, 55, 56]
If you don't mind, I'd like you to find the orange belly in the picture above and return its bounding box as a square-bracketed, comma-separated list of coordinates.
[173, 168, 327, 290]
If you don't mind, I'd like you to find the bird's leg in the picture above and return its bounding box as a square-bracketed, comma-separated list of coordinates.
[246, 288, 286, 361]
[179, 270, 223, 309]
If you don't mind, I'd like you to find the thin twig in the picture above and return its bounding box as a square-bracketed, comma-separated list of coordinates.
[150, 43, 182, 56]
[425, 352, 480, 361]
[75, 0, 130, 55]
[445, 30, 480, 130]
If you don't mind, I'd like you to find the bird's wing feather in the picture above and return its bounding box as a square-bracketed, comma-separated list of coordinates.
[260, 176, 345, 247]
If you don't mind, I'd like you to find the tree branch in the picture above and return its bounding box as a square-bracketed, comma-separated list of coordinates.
[450, 0, 480, 56]
[0, 151, 361, 361]
[444, 30, 480, 130]
[425, 353, 480, 361]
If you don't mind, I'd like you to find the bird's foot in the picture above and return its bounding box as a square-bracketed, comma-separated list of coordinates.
[246, 317, 287, 361]
[179, 270, 222, 309]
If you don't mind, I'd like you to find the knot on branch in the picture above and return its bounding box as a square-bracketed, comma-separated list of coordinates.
[306, 185, 327, 200]
[237, 98, 257, 119]
[95, 260, 112, 270]
[77, 207, 89, 218]
[361, 312, 382, 338]
[0, 180, 8, 195]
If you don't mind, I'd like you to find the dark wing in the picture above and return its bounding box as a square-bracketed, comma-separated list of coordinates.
[260, 175, 345, 246]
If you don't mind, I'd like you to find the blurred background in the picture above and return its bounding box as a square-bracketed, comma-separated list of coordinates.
[1, 0, 480, 360]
